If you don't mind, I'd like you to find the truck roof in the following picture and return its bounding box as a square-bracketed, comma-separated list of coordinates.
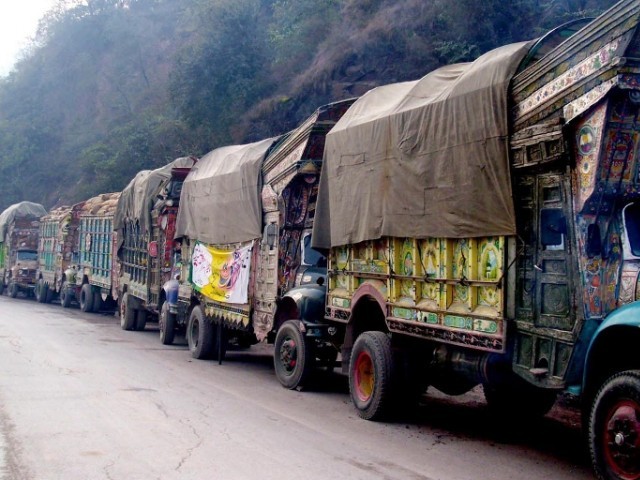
[312, 41, 531, 249]
[175, 138, 278, 245]
[0, 201, 47, 242]
[114, 156, 196, 237]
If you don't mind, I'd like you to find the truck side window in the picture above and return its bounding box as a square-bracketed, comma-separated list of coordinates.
[302, 233, 326, 267]
[541, 208, 566, 250]
[624, 203, 640, 257]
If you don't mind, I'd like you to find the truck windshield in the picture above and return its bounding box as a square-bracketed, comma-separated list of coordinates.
[168, 180, 183, 199]
[17, 250, 37, 261]
[302, 234, 326, 267]
[624, 203, 640, 257]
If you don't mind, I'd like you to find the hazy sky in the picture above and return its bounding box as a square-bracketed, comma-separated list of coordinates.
[0, 0, 58, 76]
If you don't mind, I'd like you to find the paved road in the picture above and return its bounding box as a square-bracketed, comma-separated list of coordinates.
[0, 294, 593, 480]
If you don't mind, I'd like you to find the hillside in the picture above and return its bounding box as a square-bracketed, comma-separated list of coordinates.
[0, 0, 618, 212]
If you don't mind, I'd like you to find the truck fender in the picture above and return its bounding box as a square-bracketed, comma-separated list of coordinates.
[280, 284, 326, 325]
[583, 301, 640, 400]
[163, 279, 180, 306]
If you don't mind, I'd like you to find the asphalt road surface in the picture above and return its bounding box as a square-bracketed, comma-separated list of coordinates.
[0, 294, 594, 480]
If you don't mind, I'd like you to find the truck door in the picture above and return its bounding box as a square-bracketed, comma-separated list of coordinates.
[513, 172, 577, 386]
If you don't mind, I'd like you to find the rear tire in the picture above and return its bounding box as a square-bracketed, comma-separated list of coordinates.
[349, 331, 394, 420]
[79, 284, 94, 312]
[119, 292, 136, 330]
[93, 290, 103, 312]
[274, 320, 314, 389]
[159, 302, 176, 345]
[187, 305, 214, 359]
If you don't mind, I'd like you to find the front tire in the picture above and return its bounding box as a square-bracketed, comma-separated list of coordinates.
[274, 320, 315, 389]
[589, 370, 640, 480]
[159, 302, 176, 345]
[79, 283, 94, 312]
[349, 331, 394, 420]
[187, 305, 213, 359]
[119, 292, 136, 331]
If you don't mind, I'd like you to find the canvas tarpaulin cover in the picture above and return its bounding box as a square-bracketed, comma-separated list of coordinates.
[0, 201, 47, 242]
[114, 157, 196, 245]
[312, 41, 532, 250]
[175, 138, 277, 245]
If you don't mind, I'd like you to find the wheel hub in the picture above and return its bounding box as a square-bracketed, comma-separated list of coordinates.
[604, 401, 640, 478]
[279, 339, 297, 372]
[354, 351, 374, 401]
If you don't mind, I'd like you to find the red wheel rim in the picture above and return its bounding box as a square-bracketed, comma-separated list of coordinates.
[354, 350, 374, 402]
[603, 399, 640, 479]
[279, 337, 298, 374]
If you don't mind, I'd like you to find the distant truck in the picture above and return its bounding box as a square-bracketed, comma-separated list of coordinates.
[114, 157, 196, 332]
[62, 192, 120, 311]
[168, 100, 354, 356]
[0, 201, 47, 298]
[36, 203, 85, 304]
[273, 2, 640, 479]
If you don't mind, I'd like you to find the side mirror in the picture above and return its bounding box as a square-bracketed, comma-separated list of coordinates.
[265, 223, 278, 249]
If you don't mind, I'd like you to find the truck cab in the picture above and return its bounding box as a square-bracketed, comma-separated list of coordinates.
[7, 248, 38, 297]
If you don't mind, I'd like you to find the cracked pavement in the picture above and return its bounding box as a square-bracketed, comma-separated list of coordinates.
[0, 295, 593, 480]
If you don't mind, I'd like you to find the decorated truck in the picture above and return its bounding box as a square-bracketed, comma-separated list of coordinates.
[114, 157, 196, 331]
[0, 201, 47, 298]
[168, 100, 354, 356]
[62, 192, 121, 311]
[252, 2, 640, 479]
[35, 202, 85, 304]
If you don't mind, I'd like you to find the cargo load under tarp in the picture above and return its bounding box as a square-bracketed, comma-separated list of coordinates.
[175, 138, 277, 245]
[313, 41, 532, 250]
[114, 157, 197, 243]
[0, 201, 47, 241]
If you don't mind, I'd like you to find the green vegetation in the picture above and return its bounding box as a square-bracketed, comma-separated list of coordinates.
[0, 0, 617, 210]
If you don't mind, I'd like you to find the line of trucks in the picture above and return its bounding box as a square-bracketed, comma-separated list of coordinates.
[2, 3, 640, 477]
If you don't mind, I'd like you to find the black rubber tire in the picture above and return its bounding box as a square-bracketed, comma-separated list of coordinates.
[36, 279, 47, 303]
[349, 331, 394, 420]
[589, 370, 640, 480]
[9, 282, 18, 298]
[93, 290, 103, 312]
[60, 281, 72, 308]
[119, 292, 136, 331]
[159, 302, 176, 346]
[483, 379, 558, 418]
[0, 281, 4, 296]
[79, 283, 94, 313]
[187, 305, 214, 359]
[135, 309, 147, 331]
[274, 320, 315, 389]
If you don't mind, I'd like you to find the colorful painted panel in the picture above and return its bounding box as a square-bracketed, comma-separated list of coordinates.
[574, 103, 607, 212]
[327, 235, 506, 352]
